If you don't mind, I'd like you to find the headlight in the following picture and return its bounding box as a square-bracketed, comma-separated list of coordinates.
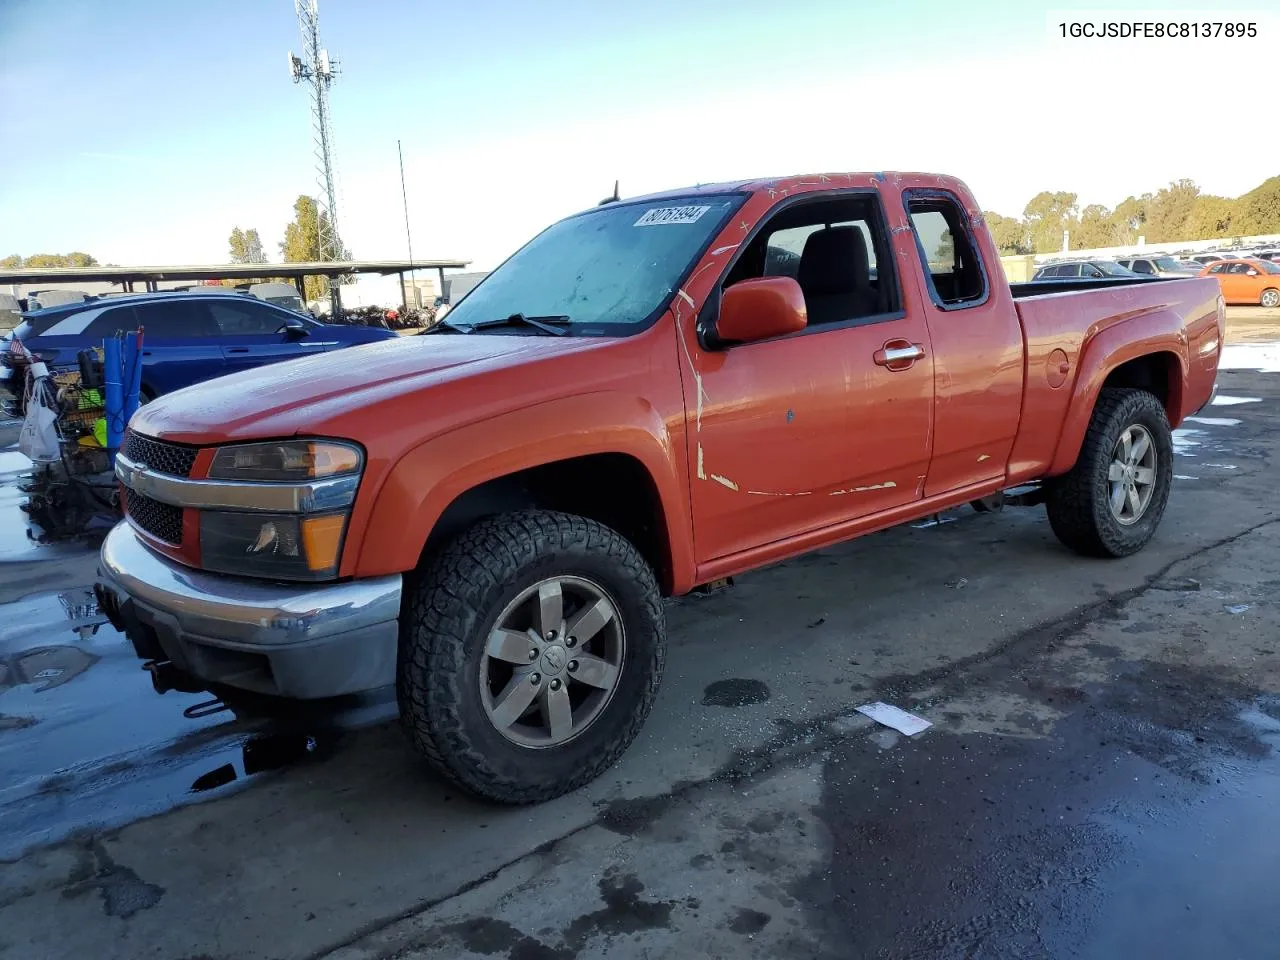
[200, 511, 348, 581]
[200, 438, 362, 580]
[208, 440, 362, 482]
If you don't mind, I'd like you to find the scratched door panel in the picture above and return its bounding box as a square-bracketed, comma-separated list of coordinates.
[682, 318, 933, 563]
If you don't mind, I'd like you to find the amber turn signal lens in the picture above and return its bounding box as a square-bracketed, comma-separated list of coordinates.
[309, 442, 361, 477]
[301, 514, 346, 572]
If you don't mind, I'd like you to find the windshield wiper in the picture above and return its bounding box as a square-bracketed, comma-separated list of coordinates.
[421, 318, 471, 335]
[421, 313, 571, 336]
[471, 313, 572, 336]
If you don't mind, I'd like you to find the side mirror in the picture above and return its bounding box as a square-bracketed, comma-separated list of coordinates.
[281, 316, 309, 339]
[1087, 269, 1103, 278]
[1247, 269, 1259, 276]
[714, 277, 808, 345]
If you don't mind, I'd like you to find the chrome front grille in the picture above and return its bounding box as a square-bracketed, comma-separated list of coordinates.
[122, 432, 198, 478]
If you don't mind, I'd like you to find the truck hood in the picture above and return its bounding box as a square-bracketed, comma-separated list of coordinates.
[132, 334, 596, 444]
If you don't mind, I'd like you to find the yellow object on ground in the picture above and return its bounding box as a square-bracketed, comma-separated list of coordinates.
[93, 418, 108, 447]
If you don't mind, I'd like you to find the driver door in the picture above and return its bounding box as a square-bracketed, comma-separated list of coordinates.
[680, 190, 935, 563]
[209, 299, 323, 374]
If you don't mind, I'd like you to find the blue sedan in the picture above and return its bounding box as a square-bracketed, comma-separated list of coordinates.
[4, 291, 397, 400]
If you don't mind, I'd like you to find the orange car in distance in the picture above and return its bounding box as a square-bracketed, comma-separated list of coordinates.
[1199, 258, 1280, 307]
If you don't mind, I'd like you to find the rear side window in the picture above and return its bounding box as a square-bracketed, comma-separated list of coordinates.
[83, 306, 140, 338]
[133, 300, 219, 338]
[1208, 263, 1227, 274]
[906, 195, 986, 308]
[209, 300, 288, 335]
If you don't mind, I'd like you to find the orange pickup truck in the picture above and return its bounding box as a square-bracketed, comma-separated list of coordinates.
[97, 172, 1223, 802]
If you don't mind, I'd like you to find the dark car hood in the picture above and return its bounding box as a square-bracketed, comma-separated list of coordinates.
[131, 333, 600, 444]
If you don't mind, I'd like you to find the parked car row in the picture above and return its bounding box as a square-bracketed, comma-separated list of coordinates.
[1029, 254, 1280, 306]
[1, 290, 397, 411]
[1032, 259, 1143, 280]
[1114, 256, 1198, 278]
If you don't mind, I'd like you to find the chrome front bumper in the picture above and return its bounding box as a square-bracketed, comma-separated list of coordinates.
[96, 523, 402, 699]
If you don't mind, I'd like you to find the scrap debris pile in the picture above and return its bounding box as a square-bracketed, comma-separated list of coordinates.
[332, 305, 437, 330]
[5, 331, 141, 542]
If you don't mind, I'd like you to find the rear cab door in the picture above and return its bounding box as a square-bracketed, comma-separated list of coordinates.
[896, 177, 1025, 496]
[208, 299, 329, 373]
[679, 181, 935, 562]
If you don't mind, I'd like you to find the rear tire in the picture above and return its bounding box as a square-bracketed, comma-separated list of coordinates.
[1262, 288, 1280, 308]
[397, 510, 665, 803]
[1045, 388, 1173, 558]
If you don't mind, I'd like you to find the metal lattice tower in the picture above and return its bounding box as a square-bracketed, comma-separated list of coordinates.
[289, 0, 343, 310]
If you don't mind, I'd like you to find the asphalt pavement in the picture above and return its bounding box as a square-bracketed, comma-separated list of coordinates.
[2, 341, 1279, 960]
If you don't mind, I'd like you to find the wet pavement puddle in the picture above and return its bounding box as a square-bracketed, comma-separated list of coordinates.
[0, 583, 333, 858]
[803, 664, 1280, 960]
[0, 448, 92, 563]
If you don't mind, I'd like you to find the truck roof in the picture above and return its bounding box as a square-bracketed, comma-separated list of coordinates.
[617, 172, 962, 205]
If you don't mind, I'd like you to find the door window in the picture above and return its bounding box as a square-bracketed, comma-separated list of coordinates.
[209, 300, 291, 335]
[1131, 259, 1155, 274]
[906, 196, 985, 307]
[132, 300, 219, 338]
[83, 306, 140, 338]
[721, 193, 900, 328]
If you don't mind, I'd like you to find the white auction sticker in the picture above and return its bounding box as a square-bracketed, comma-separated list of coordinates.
[634, 205, 711, 227]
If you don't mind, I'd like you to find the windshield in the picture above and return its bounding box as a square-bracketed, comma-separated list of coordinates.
[1152, 256, 1186, 271]
[1254, 260, 1280, 274]
[1095, 261, 1133, 277]
[443, 194, 745, 331]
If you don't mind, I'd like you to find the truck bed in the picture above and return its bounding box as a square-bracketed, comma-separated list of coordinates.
[1008, 275, 1183, 299]
[1005, 275, 1223, 485]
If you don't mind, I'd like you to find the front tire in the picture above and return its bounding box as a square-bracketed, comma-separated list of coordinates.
[397, 510, 665, 803]
[1045, 388, 1173, 558]
[1261, 288, 1280, 308]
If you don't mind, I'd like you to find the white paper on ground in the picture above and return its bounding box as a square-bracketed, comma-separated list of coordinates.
[856, 702, 932, 736]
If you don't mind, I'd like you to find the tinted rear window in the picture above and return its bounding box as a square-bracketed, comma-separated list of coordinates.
[16, 311, 70, 337]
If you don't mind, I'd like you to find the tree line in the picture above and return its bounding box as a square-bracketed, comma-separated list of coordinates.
[1, 252, 99, 268]
[986, 175, 1280, 255]
[226, 195, 348, 301]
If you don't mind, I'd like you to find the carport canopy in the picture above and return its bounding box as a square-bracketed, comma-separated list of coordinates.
[0, 259, 470, 306]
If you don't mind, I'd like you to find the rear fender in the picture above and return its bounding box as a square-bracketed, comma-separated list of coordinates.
[1047, 312, 1188, 476]
[348, 392, 694, 590]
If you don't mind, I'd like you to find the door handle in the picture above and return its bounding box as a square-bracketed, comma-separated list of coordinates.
[873, 341, 925, 369]
[227, 347, 249, 354]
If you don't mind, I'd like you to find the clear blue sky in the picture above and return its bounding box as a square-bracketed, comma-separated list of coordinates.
[1, 0, 1275, 269]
